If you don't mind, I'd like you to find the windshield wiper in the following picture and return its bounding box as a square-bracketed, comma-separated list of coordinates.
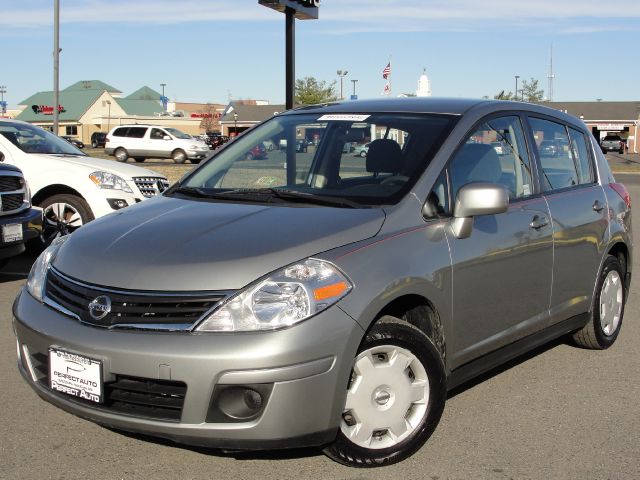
[174, 187, 360, 208]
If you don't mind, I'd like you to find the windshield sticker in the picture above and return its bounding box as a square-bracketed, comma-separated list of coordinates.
[317, 114, 370, 122]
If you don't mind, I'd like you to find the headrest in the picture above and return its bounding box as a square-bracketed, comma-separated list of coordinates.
[451, 143, 502, 187]
[366, 139, 403, 174]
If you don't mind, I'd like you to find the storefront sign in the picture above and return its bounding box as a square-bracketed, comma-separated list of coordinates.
[596, 123, 626, 131]
[190, 112, 221, 119]
[31, 105, 66, 115]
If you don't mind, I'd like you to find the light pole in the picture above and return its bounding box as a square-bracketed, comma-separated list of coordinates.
[351, 79, 358, 98]
[106, 100, 111, 133]
[514, 75, 520, 101]
[0, 86, 6, 115]
[337, 70, 348, 100]
[233, 112, 238, 138]
[160, 83, 167, 111]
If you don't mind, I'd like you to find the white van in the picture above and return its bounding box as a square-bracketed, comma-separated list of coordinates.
[0, 119, 169, 244]
[105, 125, 210, 164]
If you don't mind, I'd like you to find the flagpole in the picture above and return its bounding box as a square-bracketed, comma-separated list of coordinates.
[388, 54, 391, 96]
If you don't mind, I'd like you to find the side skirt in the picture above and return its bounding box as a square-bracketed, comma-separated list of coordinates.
[447, 313, 589, 391]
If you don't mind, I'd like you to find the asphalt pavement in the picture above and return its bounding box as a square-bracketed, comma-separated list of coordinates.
[1, 179, 639, 479]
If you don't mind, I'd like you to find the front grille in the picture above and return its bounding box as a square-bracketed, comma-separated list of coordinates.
[1, 193, 24, 212]
[45, 267, 228, 331]
[133, 177, 170, 198]
[0, 175, 21, 192]
[28, 352, 187, 422]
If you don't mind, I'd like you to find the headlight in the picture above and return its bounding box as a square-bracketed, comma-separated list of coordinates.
[194, 258, 352, 332]
[20, 177, 32, 208]
[89, 171, 133, 193]
[26, 235, 69, 302]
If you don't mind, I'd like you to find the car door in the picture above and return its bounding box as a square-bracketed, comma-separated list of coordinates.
[440, 115, 554, 368]
[147, 127, 170, 158]
[527, 116, 609, 323]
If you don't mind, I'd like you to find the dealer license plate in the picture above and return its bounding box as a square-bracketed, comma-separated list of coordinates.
[49, 348, 103, 403]
[2, 224, 22, 243]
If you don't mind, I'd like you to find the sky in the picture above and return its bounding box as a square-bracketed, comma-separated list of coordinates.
[1, 0, 639, 108]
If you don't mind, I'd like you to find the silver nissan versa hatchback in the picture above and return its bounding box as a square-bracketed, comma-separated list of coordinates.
[14, 98, 632, 467]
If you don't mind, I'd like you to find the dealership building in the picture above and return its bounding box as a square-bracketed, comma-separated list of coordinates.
[544, 101, 639, 153]
[15, 80, 225, 143]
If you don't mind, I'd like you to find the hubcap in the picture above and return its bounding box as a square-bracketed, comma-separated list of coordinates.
[341, 345, 429, 449]
[599, 270, 623, 336]
[43, 202, 84, 243]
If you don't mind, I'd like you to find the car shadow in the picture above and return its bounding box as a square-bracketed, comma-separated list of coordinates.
[109, 429, 325, 461]
[447, 336, 568, 399]
[0, 250, 38, 283]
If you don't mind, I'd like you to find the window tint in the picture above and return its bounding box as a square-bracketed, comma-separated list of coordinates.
[127, 127, 147, 139]
[112, 127, 128, 137]
[568, 128, 594, 184]
[530, 118, 587, 191]
[449, 116, 533, 201]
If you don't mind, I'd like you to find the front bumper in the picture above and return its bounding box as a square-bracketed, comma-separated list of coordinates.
[186, 149, 209, 160]
[13, 289, 363, 449]
[0, 207, 43, 259]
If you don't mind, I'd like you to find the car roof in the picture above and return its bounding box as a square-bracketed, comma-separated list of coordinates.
[282, 97, 585, 128]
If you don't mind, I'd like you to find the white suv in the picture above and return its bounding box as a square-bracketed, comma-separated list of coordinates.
[0, 119, 169, 244]
[106, 125, 210, 164]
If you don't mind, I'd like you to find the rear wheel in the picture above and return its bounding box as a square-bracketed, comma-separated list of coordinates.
[324, 316, 446, 467]
[114, 148, 129, 162]
[573, 255, 626, 349]
[359, 151, 366, 157]
[91, 141, 98, 148]
[39, 194, 94, 246]
[172, 149, 187, 164]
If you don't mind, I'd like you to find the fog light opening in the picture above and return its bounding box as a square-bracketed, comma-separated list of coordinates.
[107, 198, 129, 210]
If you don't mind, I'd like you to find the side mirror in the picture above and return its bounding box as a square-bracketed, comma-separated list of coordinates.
[451, 183, 509, 239]
[163, 135, 171, 141]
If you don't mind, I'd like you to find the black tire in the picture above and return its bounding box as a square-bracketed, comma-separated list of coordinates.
[245, 153, 254, 161]
[114, 148, 129, 162]
[171, 149, 187, 164]
[323, 316, 446, 468]
[91, 141, 98, 148]
[572, 255, 626, 349]
[619, 149, 624, 154]
[359, 151, 366, 157]
[0, 257, 10, 270]
[39, 194, 95, 246]
[133, 157, 145, 163]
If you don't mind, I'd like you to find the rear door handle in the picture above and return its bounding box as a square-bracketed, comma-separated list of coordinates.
[530, 215, 549, 230]
[592, 200, 605, 212]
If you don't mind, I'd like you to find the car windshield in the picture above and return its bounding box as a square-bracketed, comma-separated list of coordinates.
[176, 112, 455, 207]
[165, 127, 192, 139]
[0, 122, 85, 155]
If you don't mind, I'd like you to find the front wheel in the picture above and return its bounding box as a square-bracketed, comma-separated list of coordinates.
[114, 148, 129, 162]
[359, 151, 366, 157]
[39, 194, 95, 246]
[171, 149, 187, 164]
[324, 316, 446, 467]
[573, 255, 626, 349]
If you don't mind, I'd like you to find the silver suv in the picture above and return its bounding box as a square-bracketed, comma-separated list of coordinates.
[14, 99, 632, 467]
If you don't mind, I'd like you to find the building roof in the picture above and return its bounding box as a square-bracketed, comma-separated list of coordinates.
[15, 90, 102, 122]
[63, 80, 121, 93]
[540, 101, 640, 121]
[115, 99, 162, 116]
[220, 104, 287, 123]
[125, 86, 162, 101]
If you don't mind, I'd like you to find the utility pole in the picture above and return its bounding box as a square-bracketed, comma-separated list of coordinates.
[351, 79, 358, 99]
[337, 70, 348, 100]
[0, 86, 6, 115]
[53, 0, 60, 135]
[547, 44, 555, 101]
[514, 75, 519, 101]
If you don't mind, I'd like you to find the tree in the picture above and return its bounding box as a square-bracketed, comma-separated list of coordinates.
[295, 77, 338, 105]
[493, 77, 545, 102]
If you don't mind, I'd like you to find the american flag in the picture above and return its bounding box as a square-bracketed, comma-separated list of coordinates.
[382, 62, 391, 79]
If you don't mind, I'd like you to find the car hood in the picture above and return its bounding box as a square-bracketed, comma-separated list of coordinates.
[53, 196, 385, 291]
[35, 154, 162, 178]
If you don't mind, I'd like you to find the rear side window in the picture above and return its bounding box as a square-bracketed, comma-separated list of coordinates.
[530, 118, 577, 191]
[568, 128, 595, 184]
[126, 127, 147, 139]
[112, 127, 128, 137]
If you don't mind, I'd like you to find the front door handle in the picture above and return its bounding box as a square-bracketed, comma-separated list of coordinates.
[530, 215, 549, 230]
[593, 200, 605, 212]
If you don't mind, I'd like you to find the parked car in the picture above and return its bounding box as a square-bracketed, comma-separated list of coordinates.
[90, 132, 107, 148]
[14, 98, 631, 468]
[600, 135, 625, 154]
[0, 119, 169, 245]
[0, 162, 43, 269]
[61, 136, 85, 149]
[106, 125, 210, 164]
[352, 142, 370, 157]
[539, 139, 559, 157]
[245, 143, 267, 160]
